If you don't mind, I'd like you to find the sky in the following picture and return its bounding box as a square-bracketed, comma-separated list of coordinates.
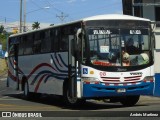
[0, 0, 122, 30]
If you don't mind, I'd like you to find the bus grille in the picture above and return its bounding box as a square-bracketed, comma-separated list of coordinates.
[101, 75, 142, 84]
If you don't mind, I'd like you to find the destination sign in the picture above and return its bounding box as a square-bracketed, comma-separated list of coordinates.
[120, 29, 148, 35]
[130, 30, 141, 34]
[93, 30, 111, 35]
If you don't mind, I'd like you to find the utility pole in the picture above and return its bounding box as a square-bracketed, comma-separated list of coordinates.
[20, 0, 23, 33]
[23, 0, 26, 32]
[56, 12, 68, 23]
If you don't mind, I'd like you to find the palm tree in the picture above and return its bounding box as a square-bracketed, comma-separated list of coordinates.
[32, 21, 40, 30]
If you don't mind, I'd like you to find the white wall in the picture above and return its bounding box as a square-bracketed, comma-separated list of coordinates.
[141, 0, 160, 73]
[154, 28, 160, 73]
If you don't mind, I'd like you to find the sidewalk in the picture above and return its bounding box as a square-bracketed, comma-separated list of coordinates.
[138, 95, 160, 105]
[0, 73, 7, 81]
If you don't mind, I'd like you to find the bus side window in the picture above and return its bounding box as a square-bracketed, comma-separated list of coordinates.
[33, 32, 41, 54]
[54, 28, 60, 52]
[50, 28, 55, 52]
[23, 36, 27, 55]
[23, 34, 33, 55]
[60, 27, 69, 51]
[40, 31, 45, 53]
[41, 30, 51, 53]
[18, 37, 24, 55]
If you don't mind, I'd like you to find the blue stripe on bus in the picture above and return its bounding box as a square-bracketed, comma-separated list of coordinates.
[57, 54, 68, 68]
[50, 54, 68, 73]
[55, 53, 63, 67]
[31, 70, 68, 85]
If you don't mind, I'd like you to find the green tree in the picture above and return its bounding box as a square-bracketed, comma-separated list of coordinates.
[0, 34, 7, 51]
[32, 21, 40, 30]
[0, 25, 4, 33]
[50, 24, 54, 26]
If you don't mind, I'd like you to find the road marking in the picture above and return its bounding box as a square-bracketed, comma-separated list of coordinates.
[0, 105, 59, 110]
[0, 107, 59, 110]
[0, 96, 21, 100]
[1, 96, 8, 99]
[0, 78, 7, 81]
[0, 99, 21, 100]
[0, 104, 15, 106]
[0, 89, 7, 92]
[0, 98, 21, 100]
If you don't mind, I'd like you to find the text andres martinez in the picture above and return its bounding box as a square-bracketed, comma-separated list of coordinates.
[130, 112, 159, 117]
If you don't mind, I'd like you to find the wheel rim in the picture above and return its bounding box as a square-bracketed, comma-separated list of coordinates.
[67, 96, 77, 104]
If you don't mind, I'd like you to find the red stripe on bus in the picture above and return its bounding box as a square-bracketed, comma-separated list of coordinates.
[34, 74, 48, 93]
[27, 63, 57, 79]
[8, 70, 17, 82]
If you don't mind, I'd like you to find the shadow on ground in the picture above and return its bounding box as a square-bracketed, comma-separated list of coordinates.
[2, 92, 147, 111]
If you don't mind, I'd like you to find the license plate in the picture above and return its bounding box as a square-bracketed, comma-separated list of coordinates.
[117, 88, 126, 93]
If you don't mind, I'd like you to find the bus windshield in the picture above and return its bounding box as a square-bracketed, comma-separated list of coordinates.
[86, 27, 151, 67]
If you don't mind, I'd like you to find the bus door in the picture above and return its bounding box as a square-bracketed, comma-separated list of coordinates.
[14, 44, 19, 90]
[68, 35, 77, 98]
[8, 42, 19, 90]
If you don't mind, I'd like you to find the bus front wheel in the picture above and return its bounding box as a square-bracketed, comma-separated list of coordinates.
[120, 95, 140, 107]
[63, 84, 85, 106]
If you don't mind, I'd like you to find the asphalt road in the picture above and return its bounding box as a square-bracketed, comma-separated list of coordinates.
[0, 78, 160, 120]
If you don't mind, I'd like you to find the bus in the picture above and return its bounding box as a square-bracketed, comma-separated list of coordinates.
[7, 14, 155, 106]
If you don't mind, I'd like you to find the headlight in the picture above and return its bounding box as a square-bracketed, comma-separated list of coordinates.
[143, 76, 154, 83]
[82, 77, 100, 84]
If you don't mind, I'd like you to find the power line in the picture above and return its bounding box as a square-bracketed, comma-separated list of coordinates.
[45, 0, 74, 22]
[0, 16, 18, 21]
[45, 0, 62, 13]
[30, 0, 72, 23]
[30, 0, 54, 15]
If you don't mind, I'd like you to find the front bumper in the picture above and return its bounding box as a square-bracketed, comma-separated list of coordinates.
[82, 82, 154, 98]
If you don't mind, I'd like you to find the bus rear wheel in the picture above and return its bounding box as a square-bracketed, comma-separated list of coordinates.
[23, 81, 32, 99]
[120, 95, 140, 107]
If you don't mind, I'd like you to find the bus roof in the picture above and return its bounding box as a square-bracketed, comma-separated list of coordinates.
[82, 14, 150, 22]
[9, 14, 150, 38]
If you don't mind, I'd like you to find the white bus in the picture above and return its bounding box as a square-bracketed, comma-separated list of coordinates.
[7, 14, 155, 106]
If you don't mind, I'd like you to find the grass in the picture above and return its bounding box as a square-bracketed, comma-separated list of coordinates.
[0, 58, 7, 76]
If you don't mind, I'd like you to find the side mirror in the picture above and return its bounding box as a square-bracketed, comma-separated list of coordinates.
[76, 28, 82, 41]
[70, 28, 83, 62]
[151, 32, 155, 49]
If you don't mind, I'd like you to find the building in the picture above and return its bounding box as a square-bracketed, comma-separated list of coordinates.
[122, 0, 160, 96]
[122, 0, 160, 56]
[122, 0, 160, 21]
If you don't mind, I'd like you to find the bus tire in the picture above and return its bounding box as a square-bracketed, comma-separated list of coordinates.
[63, 83, 85, 106]
[23, 81, 32, 99]
[120, 95, 140, 107]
